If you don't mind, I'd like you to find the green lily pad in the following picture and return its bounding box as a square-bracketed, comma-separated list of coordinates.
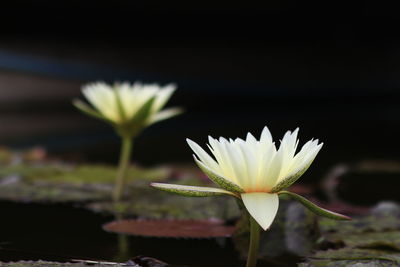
[0, 163, 170, 204]
[88, 184, 240, 220]
[0, 163, 170, 185]
[103, 218, 236, 238]
[299, 248, 400, 267]
[0, 261, 113, 267]
[300, 202, 400, 266]
[326, 231, 400, 251]
[319, 214, 400, 235]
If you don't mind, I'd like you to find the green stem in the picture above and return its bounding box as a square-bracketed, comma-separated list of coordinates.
[246, 216, 261, 267]
[113, 137, 133, 202]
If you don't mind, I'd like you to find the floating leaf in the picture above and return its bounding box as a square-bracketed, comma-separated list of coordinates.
[103, 219, 236, 238]
[319, 210, 400, 235]
[150, 183, 238, 197]
[300, 248, 400, 266]
[326, 231, 400, 251]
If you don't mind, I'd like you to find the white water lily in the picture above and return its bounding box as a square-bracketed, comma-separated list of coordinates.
[151, 126, 350, 231]
[74, 82, 182, 134]
[74, 81, 182, 202]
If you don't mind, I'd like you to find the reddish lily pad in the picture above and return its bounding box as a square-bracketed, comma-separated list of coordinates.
[103, 219, 236, 238]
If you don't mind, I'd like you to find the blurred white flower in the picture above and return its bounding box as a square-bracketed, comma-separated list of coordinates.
[74, 81, 182, 202]
[74, 82, 182, 135]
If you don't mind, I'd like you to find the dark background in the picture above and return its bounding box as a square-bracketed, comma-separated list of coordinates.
[0, 1, 399, 182]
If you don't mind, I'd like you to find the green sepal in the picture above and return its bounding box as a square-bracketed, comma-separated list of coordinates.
[194, 157, 245, 194]
[72, 99, 111, 122]
[150, 183, 239, 198]
[270, 161, 313, 193]
[114, 89, 127, 122]
[278, 191, 351, 220]
[129, 96, 156, 124]
[115, 96, 156, 138]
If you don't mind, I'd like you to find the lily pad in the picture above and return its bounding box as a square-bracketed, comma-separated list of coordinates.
[299, 248, 400, 267]
[300, 202, 400, 266]
[0, 258, 184, 267]
[87, 186, 240, 220]
[325, 231, 400, 251]
[103, 219, 236, 238]
[0, 261, 117, 267]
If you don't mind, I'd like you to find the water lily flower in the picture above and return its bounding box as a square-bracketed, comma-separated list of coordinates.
[74, 82, 182, 137]
[151, 126, 350, 267]
[152, 126, 349, 229]
[74, 81, 182, 202]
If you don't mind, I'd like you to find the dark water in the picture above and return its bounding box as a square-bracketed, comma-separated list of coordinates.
[0, 201, 293, 267]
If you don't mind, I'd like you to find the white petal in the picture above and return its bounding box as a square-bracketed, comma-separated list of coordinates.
[292, 142, 323, 176]
[152, 84, 176, 113]
[186, 139, 220, 172]
[277, 128, 300, 179]
[222, 139, 248, 188]
[245, 132, 258, 152]
[246, 132, 257, 144]
[208, 137, 239, 185]
[117, 84, 140, 118]
[260, 126, 272, 144]
[288, 139, 317, 170]
[82, 83, 120, 121]
[261, 147, 283, 190]
[271, 142, 323, 191]
[241, 192, 279, 230]
[147, 107, 182, 125]
[238, 141, 258, 189]
[193, 156, 243, 192]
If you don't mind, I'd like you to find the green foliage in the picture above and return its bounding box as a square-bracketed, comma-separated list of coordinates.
[0, 163, 240, 220]
[327, 231, 400, 250]
[0, 164, 169, 185]
[0, 261, 103, 267]
[300, 248, 400, 266]
[89, 184, 240, 220]
[301, 202, 400, 266]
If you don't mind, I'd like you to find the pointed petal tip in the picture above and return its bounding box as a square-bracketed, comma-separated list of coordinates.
[72, 98, 81, 106]
[165, 83, 177, 89]
[149, 182, 159, 188]
[186, 138, 193, 144]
